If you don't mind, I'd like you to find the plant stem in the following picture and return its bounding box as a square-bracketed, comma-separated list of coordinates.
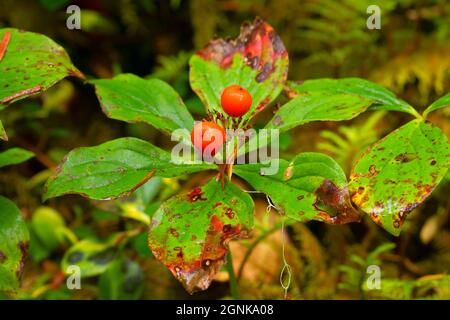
[226, 251, 240, 300]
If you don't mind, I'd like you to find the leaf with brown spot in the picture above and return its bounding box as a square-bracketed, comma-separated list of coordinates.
[148, 178, 254, 294]
[0, 28, 83, 107]
[44, 137, 215, 201]
[0, 196, 29, 291]
[189, 18, 288, 121]
[234, 153, 360, 223]
[349, 120, 450, 236]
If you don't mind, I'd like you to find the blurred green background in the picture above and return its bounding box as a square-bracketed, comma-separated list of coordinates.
[0, 0, 449, 299]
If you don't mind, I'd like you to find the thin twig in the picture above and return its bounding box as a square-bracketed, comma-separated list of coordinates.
[12, 136, 57, 169]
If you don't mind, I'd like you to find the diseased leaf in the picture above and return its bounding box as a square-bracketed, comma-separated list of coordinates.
[91, 74, 194, 133]
[189, 18, 288, 121]
[148, 178, 254, 294]
[0, 196, 29, 291]
[266, 92, 372, 132]
[44, 137, 215, 201]
[0, 147, 34, 168]
[423, 93, 450, 118]
[349, 120, 450, 236]
[0, 28, 83, 106]
[286, 78, 419, 116]
[234, 153, 360, 223]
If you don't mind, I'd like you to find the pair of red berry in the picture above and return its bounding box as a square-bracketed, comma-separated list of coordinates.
[191, 85, 252, 156]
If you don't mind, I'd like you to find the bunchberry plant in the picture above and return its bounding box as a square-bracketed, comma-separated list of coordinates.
[0, 18, 449, 294]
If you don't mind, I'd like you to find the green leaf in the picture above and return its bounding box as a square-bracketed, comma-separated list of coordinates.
[349, 120, 450, 236]
[0, 196, 29, 291]
[367, 243, 396, 264]
[132, 233, 153, 258]
[29, 207, 77, 263]
[99, 258, 144, 300]
[266, 92, 372, 132]
[28, 229, 51, 263]
[234, 153, 359, 223]
[423, 93, 450, 118]
[0, 147, 34, 168]
[266, 77, 421, 132]
[31, 207, 70, 252]
[120, 203, 151, 226]
[286, 78, 419, 116]
[61, 238, 116, 278]
[0, 28, 83, 106]
[189, 18, 288, 122]
[91, 74, 194, 133]
[134, 176, 162, 205]
[0, 120, 7, 141]
[148, 178, 254, 294]
[80, 10, 118, 35]
[44, 137, 215, 201]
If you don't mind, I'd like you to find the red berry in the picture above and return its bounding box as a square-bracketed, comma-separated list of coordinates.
[191, 121, 226, 157]
[221, 85, 252, 117]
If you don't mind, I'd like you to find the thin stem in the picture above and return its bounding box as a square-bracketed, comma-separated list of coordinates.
[12, 136, 56, 169]
[226, 251, 240, 300]
[411, 108, 423, 120]
[216, 163, 227, 187]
